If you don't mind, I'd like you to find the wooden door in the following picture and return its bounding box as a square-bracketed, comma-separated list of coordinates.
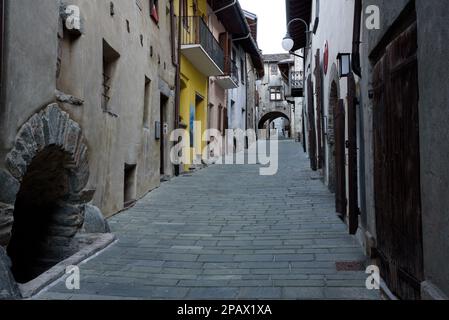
[334, 99, 347, 215]
[160, 95, 166, 175]
[307, 76, 317, 171]
[314, 49, 324, 170]
[347, 74, 359, 234]
[372, 21, 423, 300]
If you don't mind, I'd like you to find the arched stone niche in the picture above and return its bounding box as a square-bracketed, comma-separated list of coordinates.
[0, 104, 102, 284]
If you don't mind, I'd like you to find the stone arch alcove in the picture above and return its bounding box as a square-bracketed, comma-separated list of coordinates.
[0, 104, 95, 283]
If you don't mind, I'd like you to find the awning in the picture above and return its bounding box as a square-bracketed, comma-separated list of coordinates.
[285, 0, 312, 51]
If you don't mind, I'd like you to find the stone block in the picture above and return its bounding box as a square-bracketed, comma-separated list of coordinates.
[0, 169, 20, 205]
[0, 204, 14, 247]
[0, 246, 21, 300]
[82, 205, 110, 234]
[5, 150, 27, 180]
[28, 114, 46, 152]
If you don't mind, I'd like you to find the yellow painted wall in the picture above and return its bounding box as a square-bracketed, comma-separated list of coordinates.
[174, 0, 207, 19]
[180, 55, 208, 168]
[176, 0, 210, 169]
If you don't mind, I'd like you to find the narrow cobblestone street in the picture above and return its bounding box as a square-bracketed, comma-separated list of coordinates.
[36, 141, 380, 300]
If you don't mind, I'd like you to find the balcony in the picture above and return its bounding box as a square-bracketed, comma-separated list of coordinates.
[291, 71, 304, 97]
[181, 16, 224, 77]
[214, 57, 239, 89]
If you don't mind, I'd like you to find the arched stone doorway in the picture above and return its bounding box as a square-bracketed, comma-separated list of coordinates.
[0, 104, 95, 283]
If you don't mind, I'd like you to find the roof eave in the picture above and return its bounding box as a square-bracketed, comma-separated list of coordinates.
[285, 0, 312, 51]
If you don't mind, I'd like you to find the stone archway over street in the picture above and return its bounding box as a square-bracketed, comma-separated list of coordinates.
[258, 111, 290, 130]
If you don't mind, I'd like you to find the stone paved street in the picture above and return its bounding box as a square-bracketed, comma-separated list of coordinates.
[36, 141, 380, 300]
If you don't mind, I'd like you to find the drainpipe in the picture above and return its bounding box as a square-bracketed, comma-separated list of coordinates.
[352, 0, 362, 77]
[213, 0, 237, 14]
[351, 0, 367, 229]
[172, 0, 182, 176]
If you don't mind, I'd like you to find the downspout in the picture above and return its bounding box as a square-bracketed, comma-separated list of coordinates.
[169, 0, 176, 67]
[351, 0, 367, 230]
[352, 0, 362, 77]
[213, 0, 237, 14]
[172, 0, 182, 176]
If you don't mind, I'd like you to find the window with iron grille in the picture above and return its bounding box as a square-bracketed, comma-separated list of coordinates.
[270, 87, 282, 101]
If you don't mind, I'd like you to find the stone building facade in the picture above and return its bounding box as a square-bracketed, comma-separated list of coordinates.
[287, 0, 449, 300]
[0, 0, 176, 294]
[359, 0, 449, 300]
[257, 54, 292, 139]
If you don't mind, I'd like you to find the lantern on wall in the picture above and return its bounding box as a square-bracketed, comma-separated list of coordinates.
[337, 53, 351, 78]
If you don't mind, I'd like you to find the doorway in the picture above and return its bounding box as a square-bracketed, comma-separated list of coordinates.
[160, 94, 168, 176]
[334, 99, 347, 216]
[306, 75, 317, 171]
[124, 164, 136, 208]
[371, 11, 423, 299]
[194, 93, 204, 161]
[328, 81, 339, 193]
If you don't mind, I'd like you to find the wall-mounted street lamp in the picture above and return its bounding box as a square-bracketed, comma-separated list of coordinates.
[337, 53, 352, 78]
[282, 18, 311, 52]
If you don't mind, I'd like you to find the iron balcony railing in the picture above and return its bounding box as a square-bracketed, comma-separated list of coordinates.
[181, 16, 225, 72]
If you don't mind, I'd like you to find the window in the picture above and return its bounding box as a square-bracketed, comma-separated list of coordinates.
[143, 77, 151, 128]
[150, 0, 159, 24]
[218, 104, 223, 133]
[124, 164, 137, 207]
[102, 40, 120, 112]
[271, 64, 278, 75]
[270, 87, 282, 101]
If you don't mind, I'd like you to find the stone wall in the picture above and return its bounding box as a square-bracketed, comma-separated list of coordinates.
[360, 0, 449, 299]
[0, 0, 176, 218]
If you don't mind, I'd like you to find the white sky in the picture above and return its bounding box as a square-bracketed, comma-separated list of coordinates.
[238, 0, 287, 54]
